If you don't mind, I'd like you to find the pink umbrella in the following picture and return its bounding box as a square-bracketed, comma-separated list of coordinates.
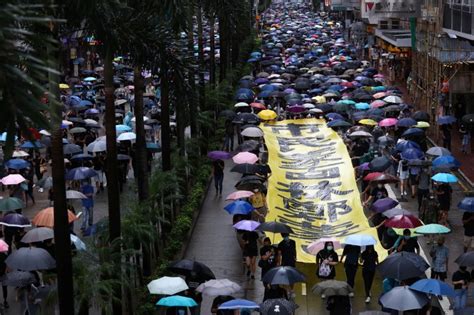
[226, 190, 255, 201]
[0, 240, 8, 253]
[306, 238, 341, 255]
[233, 220, 260, 231]
[379, 118, 398, 127]
[232, 152, 259, 164]
[1, 174, 26, 186]
[373, 92, 387, 99]
[374, 74, 385, 78]
[370, 100, 386, 108]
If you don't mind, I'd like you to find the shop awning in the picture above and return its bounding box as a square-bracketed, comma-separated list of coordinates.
[375, 29, 412, 48]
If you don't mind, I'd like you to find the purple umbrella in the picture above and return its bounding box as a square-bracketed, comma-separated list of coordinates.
[286, 105, 305, 113]
[358, 162, 370, 171]
[0, 213, 31, 228]
[207, 151, 231, 160]
[85, 108, 100, 115]
[401, 148, 424, 161]
[65, 167, 98, 180]
[233, 220, 260, 231]
[283, 88, 296, 94]
[371, 197, 399, 213]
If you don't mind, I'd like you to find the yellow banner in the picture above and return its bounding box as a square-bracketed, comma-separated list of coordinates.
[261, 118, 384, 263]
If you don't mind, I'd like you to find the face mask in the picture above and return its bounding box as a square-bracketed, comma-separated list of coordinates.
[377, 184, 383, 188]
[327, 246, 333, 251]
[284, 236, 289, 241]
[404, 236, 410, 240]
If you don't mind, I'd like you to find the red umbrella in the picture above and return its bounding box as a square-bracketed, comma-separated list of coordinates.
[370, 173, 399, 184]
[250, 102, 266, 110]
[384, 214, 423, 228]
[363, 172, 384, 181]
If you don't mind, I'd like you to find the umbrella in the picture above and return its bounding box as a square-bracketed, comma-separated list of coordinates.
[261, 266, 305, 285]
[71, 153, 94, 162]
[455, 252, 474, 266]
[259, 298, 298, 315]
[415, 121, 430, 128]
[86, 141, 106, 153]
[426, 146, 451, 157]
[379, 118, 398, 127]
[147, 276, 189, 295]
[459, 197, 474, 212]
[233, 152, 259, 164]
[1, 271, 36, 287]
[207, 151, 231, 160]
[224, 200, 254, 215]
[70, 234, 86, 251]
[378, 251, 429, 280]
[396, 140, 420, 152]
[258, 110, 277, 120]
[368, 156, 391, 172]
[312, 280, 353, 297]
[218, 299, 259, 310]
[32, 207, 77, 228]
[414, 223, 451, 234]
[20, 141, 43, 149]
[383, 208, 413, 218]
[437, 115, 456, 125]
[250, 102, 266, 110]
[306, 238, 341, 254]
[66, 190, 87, 199]
[413, 111, 430, 122]
[21, 227, 54, 243]
[402, 128, 425, 138]
[5, 247, 56, 271]
[383, 95, 403, 104]
[348, 130, 372, 138]
[0, 197, 24, 211]
[226, 190, 254, 200]
[401, 148, 424, 160]
[5, 159, 30, 170]
[462, 113, 474, 124]
[377, 135, 395, 146]
[63, 144, 83, 155]
[233, 220, 260, 231]
[432, 155, 461, 168]
[234, 102, 249, 108]
[69, 127, 87, 134]
[410, 278, 455, 296]
[196, 279, 241, 296]
[1, 174, 26, 185]
[65, 167, 98, 180]
[0, 213, 30, 227]
[371, 198, 399, 213]
[116, 124, 132, 132]
[168, 259, 215, 281]
[342, 234, 377, 246]
[117, 132, 136, 141]
[327, 120, 352, 128]
[12, 150, 29, 158]
[363, 172, 384, 181]
[384, 214, 423, 228]
[257, 221, 294, 234]
[156, 296, 197, 308]
[241, 127, 264, 138]
[380, 286, 429, 311]
[0, 240, 8, 253]
[397, 118, 417, 128]
[431, 172, 458, 183]
[236, 140, 260, 152]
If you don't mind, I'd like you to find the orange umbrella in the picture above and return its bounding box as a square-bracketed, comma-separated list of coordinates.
[31, 207, 77, 228]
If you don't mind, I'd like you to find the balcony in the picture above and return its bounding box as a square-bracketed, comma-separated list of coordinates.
[375, 28, 412, 47]
[442, 2, 474, 40]
[374, 0, 421, 18]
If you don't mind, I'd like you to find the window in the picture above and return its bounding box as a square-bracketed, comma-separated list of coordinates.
[391, 20, 400, 29]
[380, 20, 389, 29]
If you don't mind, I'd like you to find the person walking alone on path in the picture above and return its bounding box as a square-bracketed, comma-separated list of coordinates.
[341, 244, 360, 295]
[435, 182, 452, 226]
[277, 233, 297, 297]
[397, 159, 409, 200]
[212, 159, 224, 195]
[223, 119, 234, 152]
[416, 167, 431, 212]
[242, 230, 259, 280]
[360, 245, 378, 303]
[462, 210, 474, 252]
[80, 180, 94, 232]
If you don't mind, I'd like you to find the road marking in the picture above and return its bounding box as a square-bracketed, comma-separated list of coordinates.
[301, 282, 307, 296]
[385, 184, 451, 313]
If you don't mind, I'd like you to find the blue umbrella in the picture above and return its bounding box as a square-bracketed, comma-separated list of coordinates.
[397, 118, 417, 128]
[70, 153, 94, 162]
[355, 102, 370, 110]
[146, 142, 161, 152]
[343, 234, 377, 246]
[437, 115, 456, 125]
[396, 140, 420, 152]
[0, 132, 18, 142]
[65, 167, 98, 180]
[79, 100, 93, 107]
[261, 84, 279, 91]
[116, 124, 132, 132]
[224, 200, 254, 215]
[401, 148, 424, 160]
[326, 113, 344, 120]
[458, 197, 474, 212]
[402, 128, 425, 138]
[432, 155, 461, 168]
[258, 90, 272, 98]
[431, 173, 458, 183]
[235, 88, 255, 102]
[218, 299, 259, 310]
[20, 141, 44, 149]
[410, 279, 455, 296]
[5, 159, 30, 170]
[156, 296, 197, 307]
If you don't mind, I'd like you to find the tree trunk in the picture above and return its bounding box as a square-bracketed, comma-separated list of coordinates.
[196, 0, 206, 113]
[209, 14, 216, 87]
[103, 46, 122, 315]
[160, 51, 172, 171]
[218, 17, 227, 81]
[187, 0, 198, 138]
[49, 39, 74, 315]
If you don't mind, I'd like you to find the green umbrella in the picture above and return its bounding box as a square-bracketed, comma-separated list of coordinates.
[414, 224, 451, 235]
[0, 197, 24, 212]
[333, 103, 350, 112]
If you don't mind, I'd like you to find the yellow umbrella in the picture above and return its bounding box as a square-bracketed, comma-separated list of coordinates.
[258, 109, 277, 121]
[359, 119, 378, 126]
[312, 96, 326, 104]
[416, 121, 430, 128]
[59, 83, 70, 89]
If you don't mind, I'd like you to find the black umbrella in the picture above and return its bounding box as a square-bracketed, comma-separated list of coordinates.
[412, 111, 430, 122]
[455, 252, 474, 266]
[257, 221, 294, 234]
[235, 140, 260, 152]
[462, 114, 474, 125]
[1, 271, 36, 287]
[230, 163, 260, 174]
[5, 247, 56, 271]
[377, 135, 394, 146]
[378, 252, 429, 280]
[259, 298, 298, 315]
[235, 113, 260, 125]
[219, 110, 236, 119]
[168, 259, 215, 281]
[368, 156, 391, 172]
[262, 266, 305, 285]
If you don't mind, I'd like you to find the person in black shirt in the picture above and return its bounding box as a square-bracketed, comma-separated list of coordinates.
[360, 245, 378, 303]
[277, 233, 296, 267]
[463, 211, 474, 252]
[396, 229, 420, 254]
[243, 231, 259, 279]
[211, 295, 234, 315]
[212, 159, 224, 195]
[316, 242, 339, 286]
[452, 265, 470, 311]
[363, 183, 388, 207]
[435, 182, 452, 226]
[259, 237, 276, 280]
[341, 245, 360, 291]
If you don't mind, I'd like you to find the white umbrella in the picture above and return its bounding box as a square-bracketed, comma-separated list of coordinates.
[196, 279, 241, 296]
[380, 286, 429, 311]
[12, 151, 29, 158]
[39, 130, 51, 136]
[147, 276, 189, 295]
[84, 119, 99, 125]
[66, 190, 87, 199]
[70, 234, 86, 251]
[1, 174, 26, 185]
[86, 140, 106, 153]
[383, 95, 403, 104]
[62, 120, 73, 126]
[114, 99, 127, 106]
[21, 227, 54, 243]
[241, 127, 264, 138]
[117, 132, 136, 142]
[234, 102, 250, 108]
